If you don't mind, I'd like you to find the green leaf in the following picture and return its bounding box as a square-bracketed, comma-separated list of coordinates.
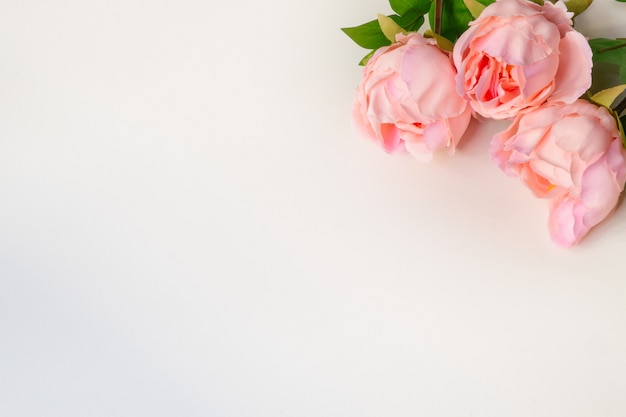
[589, 38, 626, 85]
[463, 0, 486, 19]
[589, 84, 626, 108]
[564, 0, 593, 16]
[389, 0, 432, 14]
[392, 9, 425, 32]
[424, 29, 454, 52]
[359, 50, 376, 66]
[378, 13, 407, 42]
[342, 9, 425, 51]
[343, 8, 426, 66]
[428, 0, 495, 42]
[428, 0, 471, 42]
[341, 19, 391, 50]
[471, 0, 496, 10]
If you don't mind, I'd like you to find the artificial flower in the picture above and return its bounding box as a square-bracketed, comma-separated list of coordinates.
[453, 0, 592, 120]
[353, 32, 472, 162]
[490, 99, 626, 247]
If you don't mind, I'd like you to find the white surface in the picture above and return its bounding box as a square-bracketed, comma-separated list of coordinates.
[1, 1, 626, 416]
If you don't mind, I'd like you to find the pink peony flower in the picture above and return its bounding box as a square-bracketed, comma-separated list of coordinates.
[453, 0, 592, 120]
[491, 99, 626, 247]
[353, 32, 472, 162]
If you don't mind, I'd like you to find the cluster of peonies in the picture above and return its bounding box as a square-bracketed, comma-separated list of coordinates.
[352, 0, 626, 247]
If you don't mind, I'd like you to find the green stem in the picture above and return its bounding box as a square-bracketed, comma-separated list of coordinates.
[434, 0, 443, 35]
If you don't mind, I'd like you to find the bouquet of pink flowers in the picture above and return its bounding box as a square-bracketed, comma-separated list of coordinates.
[343, 0, 626, 247]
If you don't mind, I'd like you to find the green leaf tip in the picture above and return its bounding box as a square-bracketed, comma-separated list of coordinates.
[424, 30, 455, 52]
[377, 13, 408, 42]
[564, 0, 593, 16]
[341, 19, 391, 50]
[359, 50, 376, 66]
[590, 84, 626, 109]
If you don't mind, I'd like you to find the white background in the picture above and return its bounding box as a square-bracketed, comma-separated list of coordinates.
[1, 0, 626, 416]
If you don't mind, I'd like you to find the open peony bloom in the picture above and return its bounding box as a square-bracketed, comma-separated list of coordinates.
[453, 0, 592, 120]
[353, 32, 472, 162]
[491, 100, 626, 247]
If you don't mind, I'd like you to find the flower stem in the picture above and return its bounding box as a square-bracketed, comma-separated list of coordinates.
[434, 0, 443, 36]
